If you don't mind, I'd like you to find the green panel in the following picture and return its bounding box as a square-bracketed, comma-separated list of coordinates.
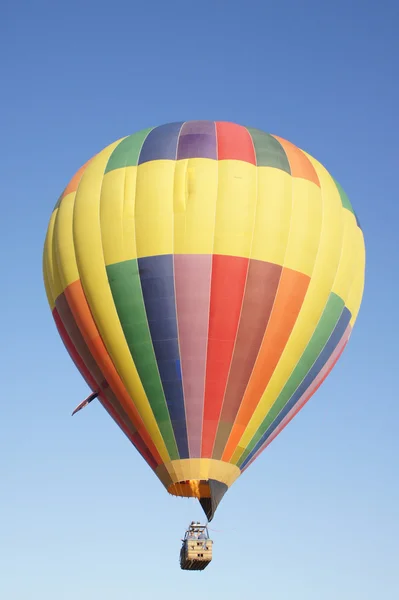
[106, 259, 179, 459]
[238, 447, 250, 466]
[247, 127, 291, 173]
[333, 178, 355, 214]
[238, 292, 345, 466]
[105, 128, 153, 173]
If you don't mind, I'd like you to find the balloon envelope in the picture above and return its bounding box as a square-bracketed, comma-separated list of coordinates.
[43, 121, 365, 519]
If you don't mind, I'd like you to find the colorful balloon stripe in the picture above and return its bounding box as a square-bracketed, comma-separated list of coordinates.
[240, 306, 352, 469]
[221, 268, 311, 462]
[103, 121, 323, 186]
[237, 295, 352, 467]
[241, 323, 352, 473]
[106, 259, 179, 459]
[201, 254, 249, 458]
[212, 260, 282, 459]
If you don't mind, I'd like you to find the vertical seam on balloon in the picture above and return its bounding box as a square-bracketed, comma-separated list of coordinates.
[209, 128, 258, 458]
[49, 210, 65, 304]
[176, 155, 195, 457]
[223, 137, 294, 460]
[78, 159, 120, 390]
[133, 135, 179, 462]
[236, 151, 345, 466]
[348, 228, 366, 326]
[200, 121, 218, 456]
[172, 122, 190, 458]
[52, 199, 66, 296]
[49, 204, 71, 304]
[97, 153, 121, 383]
[121, 161, 127, 254]
[43, 221, 55, 308]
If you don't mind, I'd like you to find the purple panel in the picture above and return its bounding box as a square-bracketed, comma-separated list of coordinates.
[138, 122, 184, 164]
[174, 254, 212, 457]
[177, 120, 217, 160]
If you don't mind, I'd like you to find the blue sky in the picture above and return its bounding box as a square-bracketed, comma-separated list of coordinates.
[1, 1, 398, 598]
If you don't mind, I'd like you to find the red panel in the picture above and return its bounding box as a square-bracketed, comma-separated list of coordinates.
[212, 260, 282, 459]
[216, 122, 256, 164]
[201, 255, 249, 457]
[53, 306, 100, 391]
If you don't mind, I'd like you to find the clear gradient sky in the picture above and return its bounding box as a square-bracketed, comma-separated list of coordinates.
[1, 1, 398, 599]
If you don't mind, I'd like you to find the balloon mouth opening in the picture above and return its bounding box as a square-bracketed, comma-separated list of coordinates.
[167, 478, 229, 521]
[168, 480, 211, 498]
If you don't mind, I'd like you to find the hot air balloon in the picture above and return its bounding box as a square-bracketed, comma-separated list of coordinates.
[43, 121, 365, 525]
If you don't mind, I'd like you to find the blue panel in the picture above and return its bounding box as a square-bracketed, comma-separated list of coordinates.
[240, 306, 352, 469]
[138, 122, 184, 164]
[138, 255, 189, 458]
[171, 420, 189, 448]
[175, 359, 182, 380]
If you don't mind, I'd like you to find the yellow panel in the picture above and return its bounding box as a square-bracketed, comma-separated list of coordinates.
[101, 166, 138, 265]
[213, 160, 257, 258]
[156, 459, 241, 489]
[53, 192, 80, 290]
[43, 262, 54, 310]
[96, 159, 333, 266]
[71, 142, 170, 463]
[43, 223, 56, 310]
[135, 160, 176, 257]
[46, 209, 66, 302]
[43, 212, 59, 309]
[251, 167, 292, 265]
[347, 226, 366, 325]
[332, 211, 358, 302]
[232, 153, 345, 460]
[173, 461, 185, 482]
[173, 158, 219, 255]
[283, 179, 323, 276]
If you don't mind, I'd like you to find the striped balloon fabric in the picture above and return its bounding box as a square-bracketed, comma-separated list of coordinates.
[43, 121, 365, 519]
